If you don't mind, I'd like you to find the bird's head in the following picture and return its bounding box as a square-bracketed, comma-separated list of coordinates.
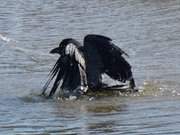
[50, 38, 73, 55]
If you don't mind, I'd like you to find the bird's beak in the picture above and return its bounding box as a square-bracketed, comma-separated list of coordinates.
[50, 47, 60, 54]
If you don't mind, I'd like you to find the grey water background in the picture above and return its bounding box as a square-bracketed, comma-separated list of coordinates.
[0, 0, 180, 134]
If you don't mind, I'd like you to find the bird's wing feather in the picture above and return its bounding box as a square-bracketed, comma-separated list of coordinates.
[83, 36, 104, 88]
[44, 41, 88, 97]
[41, 57, 63, 96]
[84, 34, 133, 83]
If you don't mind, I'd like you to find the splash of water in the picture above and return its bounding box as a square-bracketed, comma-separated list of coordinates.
[0, 33, 53, 62]
[0, 33, 11, 42]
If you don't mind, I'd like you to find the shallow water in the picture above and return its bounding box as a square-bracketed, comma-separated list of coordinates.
[1, 0, 180, 134]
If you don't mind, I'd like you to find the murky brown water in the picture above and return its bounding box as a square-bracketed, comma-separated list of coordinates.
[0, 0, 180, 134]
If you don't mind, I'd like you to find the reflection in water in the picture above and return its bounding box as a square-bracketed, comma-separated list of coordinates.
[85, 104, 121, 113]
[50, 98, 127, 134]
[83, 101, 126, 134]
[87, 120, 117, 133]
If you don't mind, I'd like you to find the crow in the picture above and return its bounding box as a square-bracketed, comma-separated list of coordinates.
[42, 34, 136, 98]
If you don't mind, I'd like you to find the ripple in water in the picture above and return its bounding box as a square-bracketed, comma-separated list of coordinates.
[1, 0, 180, 134]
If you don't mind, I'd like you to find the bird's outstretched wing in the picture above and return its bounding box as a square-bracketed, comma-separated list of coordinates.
[42, 40, 88, 97]
[41, 56, 68, 97]
[84, 34, 134, 85]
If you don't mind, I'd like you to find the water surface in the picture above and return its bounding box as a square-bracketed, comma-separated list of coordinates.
[0, 0, 180, 134]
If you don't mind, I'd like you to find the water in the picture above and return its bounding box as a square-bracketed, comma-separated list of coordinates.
[0, 0, 180, 134]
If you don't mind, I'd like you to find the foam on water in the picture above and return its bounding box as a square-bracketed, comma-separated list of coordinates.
[0, 33, 11, 42]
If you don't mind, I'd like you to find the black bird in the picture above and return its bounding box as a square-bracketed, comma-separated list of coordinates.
[42, 34, 136, 98]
